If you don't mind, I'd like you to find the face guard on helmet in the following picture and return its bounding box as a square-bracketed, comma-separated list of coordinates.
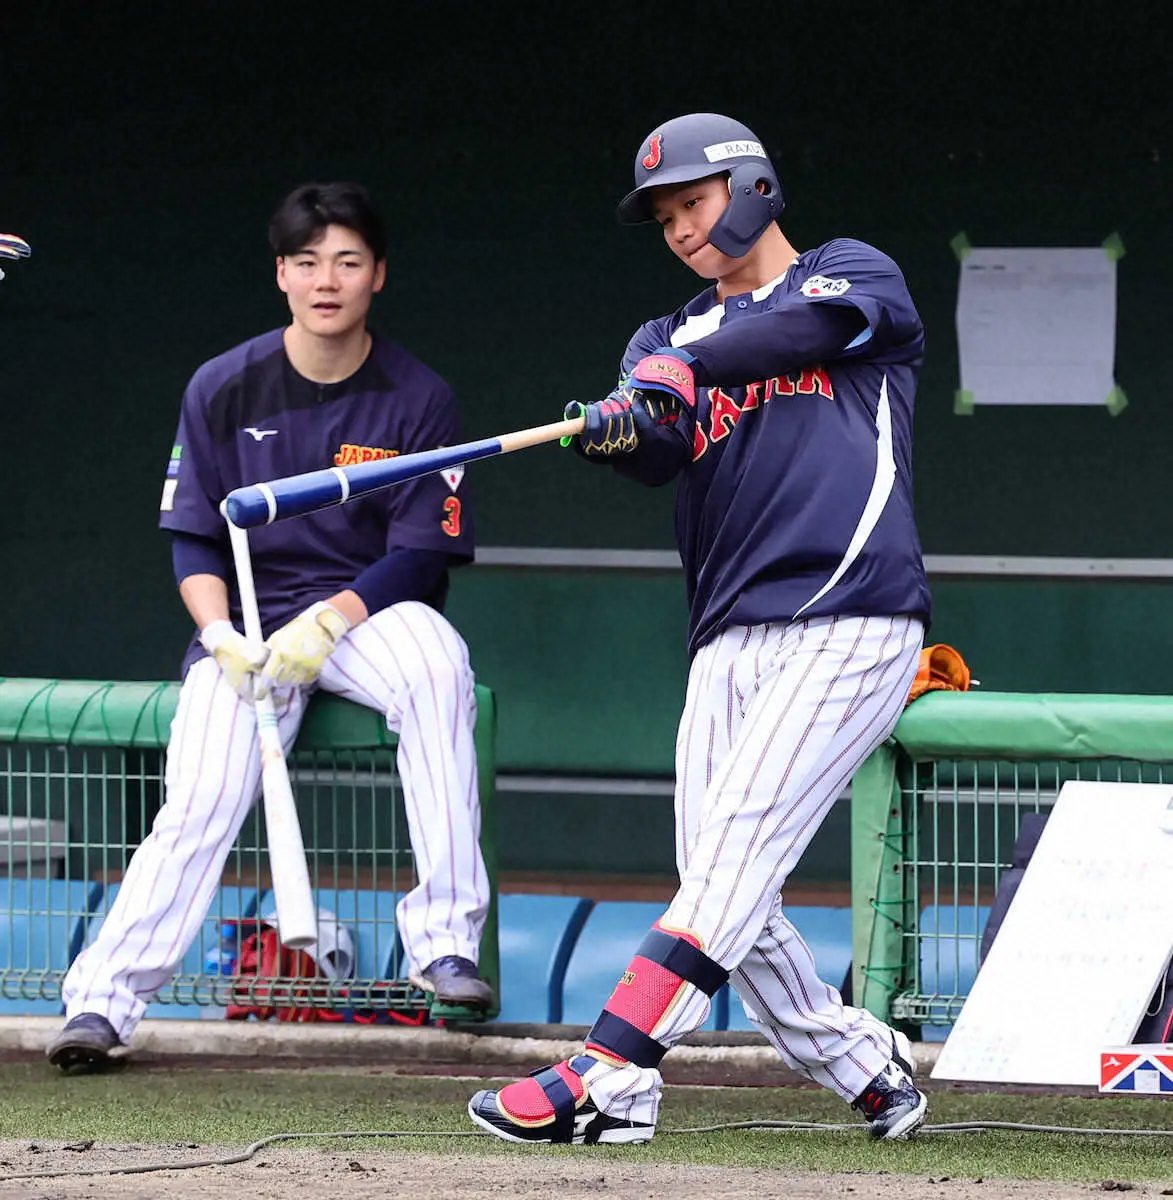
[617, 113, 784, 258]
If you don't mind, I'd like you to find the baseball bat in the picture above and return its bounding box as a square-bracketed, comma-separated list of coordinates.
[224, 413, 587, 529]
[225, 517, 318, 951]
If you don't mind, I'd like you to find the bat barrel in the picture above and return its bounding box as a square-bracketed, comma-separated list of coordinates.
[224, 438, 503, 528]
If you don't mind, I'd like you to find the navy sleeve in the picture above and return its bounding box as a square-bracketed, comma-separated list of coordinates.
[351, 546, 454, 615]
[683, 240, 920, 385]
[789, 239, 923, 360]
[158, 367, 227, 537]
[171, 530, 228, 585]
[683, 303, 867, 387]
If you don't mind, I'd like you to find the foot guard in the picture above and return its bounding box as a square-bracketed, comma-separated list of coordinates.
[468, 1056, 654, 1145]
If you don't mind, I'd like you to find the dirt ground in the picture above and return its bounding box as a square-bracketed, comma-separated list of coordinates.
[0, 1144, 1162, 1200]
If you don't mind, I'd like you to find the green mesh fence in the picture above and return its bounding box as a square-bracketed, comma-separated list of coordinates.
[850, 691, 1173, 1033]
[0, 678, 498, 1022]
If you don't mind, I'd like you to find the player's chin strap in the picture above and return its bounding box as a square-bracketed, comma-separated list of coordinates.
[584, 922, 728, 1069]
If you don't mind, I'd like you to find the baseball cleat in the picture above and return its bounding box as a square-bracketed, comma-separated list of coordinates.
[46, 1013, 121, 1074]
[850, 1033, 927, 1140]
[410, 955, 494, 1010]
[468, 1057, 655, 1145]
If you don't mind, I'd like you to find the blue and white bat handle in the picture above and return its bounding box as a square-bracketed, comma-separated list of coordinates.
[223, 414, 585, 529]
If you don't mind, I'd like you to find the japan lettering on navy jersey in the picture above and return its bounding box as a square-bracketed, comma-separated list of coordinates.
[160, 328, 474, 641]
[620, 238, 931, 656]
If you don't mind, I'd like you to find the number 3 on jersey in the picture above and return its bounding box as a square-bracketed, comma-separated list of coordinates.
[442, 496, 462, 537]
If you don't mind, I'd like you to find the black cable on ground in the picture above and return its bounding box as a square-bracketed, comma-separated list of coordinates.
[1, 1120, 1172, 1183]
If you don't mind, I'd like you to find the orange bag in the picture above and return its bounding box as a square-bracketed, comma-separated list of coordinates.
[906, 643, 973, 705]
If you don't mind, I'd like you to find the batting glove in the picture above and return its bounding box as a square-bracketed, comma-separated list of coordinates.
[563, 385, 638, 457]
[199, 620, 270, 703]
[0, 233, 30, 282]
[262, 601, 351, 688]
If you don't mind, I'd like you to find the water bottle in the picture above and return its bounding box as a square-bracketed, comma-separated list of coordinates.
[200, 923, 238, 1019]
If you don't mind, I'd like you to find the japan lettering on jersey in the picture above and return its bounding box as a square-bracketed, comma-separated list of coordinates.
[622, 239, 931, 656]
[159, 329, 474, 637]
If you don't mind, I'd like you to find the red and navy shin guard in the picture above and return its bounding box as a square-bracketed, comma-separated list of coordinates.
[585, 921, 728, 1068]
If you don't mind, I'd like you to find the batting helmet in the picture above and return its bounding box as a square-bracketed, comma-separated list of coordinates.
[616, 113, 784, 258]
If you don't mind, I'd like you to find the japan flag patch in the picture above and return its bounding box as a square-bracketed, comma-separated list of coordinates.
[801, 274, 852, 298]
[441, 464, 465, 492]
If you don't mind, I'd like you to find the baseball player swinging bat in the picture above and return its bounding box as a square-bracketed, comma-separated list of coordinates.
[223, 514, 318, 950]
[224, 413, 587, 528]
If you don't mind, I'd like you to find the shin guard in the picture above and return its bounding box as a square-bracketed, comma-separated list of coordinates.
[585, 921, 728, 1067]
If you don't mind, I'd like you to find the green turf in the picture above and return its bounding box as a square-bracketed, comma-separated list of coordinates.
[0, 1062, 1171, 1186]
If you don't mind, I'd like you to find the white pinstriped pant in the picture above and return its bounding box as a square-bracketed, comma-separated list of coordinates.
[580, 613, 924, 1125]
[62, 601, 489, 1039]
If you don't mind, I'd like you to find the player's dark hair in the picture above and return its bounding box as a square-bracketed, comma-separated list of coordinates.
[268, 182, 388, 262]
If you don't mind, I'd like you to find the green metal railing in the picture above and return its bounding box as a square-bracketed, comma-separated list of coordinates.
[0, 678, 498, 1021]
[851, 691, 1173, 1032]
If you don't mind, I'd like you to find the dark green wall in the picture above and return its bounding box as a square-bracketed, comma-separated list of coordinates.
[2, 0, 1171, 739]
[447, 569, 1173, 775]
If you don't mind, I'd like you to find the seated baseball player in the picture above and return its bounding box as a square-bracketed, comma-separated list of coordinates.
[47, 182, 492, 1072]
[468, 114, 931, 1143]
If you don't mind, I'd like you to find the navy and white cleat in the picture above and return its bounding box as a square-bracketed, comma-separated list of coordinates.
[410, 955, 494, 1010]
[850, 1033, 927, 1140]
[46, 1013, 121, 1074]
[468, 1057, 654, 1145]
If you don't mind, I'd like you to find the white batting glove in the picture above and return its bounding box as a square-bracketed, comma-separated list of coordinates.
[262, 601, 351, 688]
[198, 620, 270, 703]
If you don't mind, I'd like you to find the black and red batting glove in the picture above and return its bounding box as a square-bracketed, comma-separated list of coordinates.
[563, 385, 638, 457]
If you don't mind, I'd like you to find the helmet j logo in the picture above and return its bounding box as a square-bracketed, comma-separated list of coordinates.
[641, 134, 663, 171]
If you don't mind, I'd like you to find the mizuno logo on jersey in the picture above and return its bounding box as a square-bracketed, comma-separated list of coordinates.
[243, 427, 279, 441]
[692, 367, 835, 462]
[334, 443, 400, 465]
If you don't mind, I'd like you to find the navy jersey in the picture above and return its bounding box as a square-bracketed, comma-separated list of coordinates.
[617, 238, 931, 656]
[160, 328, 474, 647]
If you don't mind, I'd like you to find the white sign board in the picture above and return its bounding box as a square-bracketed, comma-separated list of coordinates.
[932, 781, 1173, 1085]
[956, 247, 1117, 407]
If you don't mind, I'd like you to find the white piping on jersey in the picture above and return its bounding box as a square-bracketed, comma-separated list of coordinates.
[792, 373, 897, 620]
[669, 267, 792, 348]
[670, 302, 724, 347]
[751, 268, 790, 301]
